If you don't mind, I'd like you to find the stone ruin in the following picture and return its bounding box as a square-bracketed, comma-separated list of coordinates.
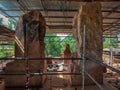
[71, 2, 106, 85]
[4, 10, 47, 88]
[64, 44, 71, 65]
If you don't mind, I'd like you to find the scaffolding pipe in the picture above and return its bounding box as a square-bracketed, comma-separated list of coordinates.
[85, 54, 120, 74]
[110, 34, 113, 67]
[0, 57, 82, 60]
[0, 57, 120, 74]
[82, 25, 86, 90]
[25, 24, 30, 90]
[85, 71, 103, 90]
[0, 72, 82, 76]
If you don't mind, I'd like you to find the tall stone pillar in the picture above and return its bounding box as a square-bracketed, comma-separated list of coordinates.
[5, 10, 46, 87]
[71, 2, 106, 85]
[64, 44, 71, 65]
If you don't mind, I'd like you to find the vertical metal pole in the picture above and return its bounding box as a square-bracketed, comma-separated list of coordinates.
[110, 42, 113, 67]
[82, 25, 86, 90]
[109, 34, 113, 67]
[25, 24, 30, 90]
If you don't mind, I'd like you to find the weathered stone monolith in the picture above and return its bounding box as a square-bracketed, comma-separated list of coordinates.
[64, 44, 71, 65]
[71, 2, 106, 85]
[5, 10, 46, 87]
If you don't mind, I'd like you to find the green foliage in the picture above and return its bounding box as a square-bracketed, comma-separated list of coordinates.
[44, 34, 76, 57]
[7, 19, 15, 30]
[0, 42, 15, 58]
[45, 34, 61, 56]
[103, 36, 118, 49]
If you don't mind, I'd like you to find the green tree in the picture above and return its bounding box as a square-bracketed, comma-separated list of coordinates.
[103, 36, 118, 49]
[0, 42, 15, 58]
[45, 34, 61, 56]
[44, 34, 76, 57]
[8, 19, 13, 29]
[7, 19, 16, 30]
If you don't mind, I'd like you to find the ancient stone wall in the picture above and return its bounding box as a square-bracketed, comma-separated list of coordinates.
[5, 10, 46, 87]
[71, 2, 106, 85]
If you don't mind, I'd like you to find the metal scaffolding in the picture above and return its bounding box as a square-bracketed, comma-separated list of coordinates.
[0, 23, 120, 90]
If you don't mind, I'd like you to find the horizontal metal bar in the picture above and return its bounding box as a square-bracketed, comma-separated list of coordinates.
[0, 57, 82, 60]
[85, 55, 120, 74]
[31, 72, 82, 75]
[0, 72, 82, 76]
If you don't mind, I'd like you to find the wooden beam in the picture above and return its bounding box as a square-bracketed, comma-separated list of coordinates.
[0, 0, 118, 1]
[48, 25, 73, 29]
[0, 25, 15, 41]
[103, 22, 120, 24]
[103, 17, 120, 19]
[44, 16, 73, 18]
[3, 9, 78, 12]
[46, 21, 72, 23]
[102, 10, 120, 13]
[46, 29, 72, 34]
[103, 21, 120, 32]
[6, 16, 74, 19]
[3, 9, 120, 13]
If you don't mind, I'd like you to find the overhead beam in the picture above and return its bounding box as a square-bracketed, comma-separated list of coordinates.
[103, 22, 120, 24]
[2, 9, 78, 12]
[46, 21, 72, 23]
[0, 9, 17, 21]
[102, 10, 120, 13]
[46, 29, 72, 34]
[0, 0, 119, 2]
[2, 9, 120, 13]
[0, 25, 15, 41]
[6, 16, 74, 18]
[103, 17, 120, 19]
[103, 21, 120, 32]
[9, 16, 120, 19]
[44, 16, 73, 18]
[48, 25, 73, 29]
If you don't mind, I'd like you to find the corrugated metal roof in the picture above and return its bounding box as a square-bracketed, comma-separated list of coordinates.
[0, 0, 119, 35]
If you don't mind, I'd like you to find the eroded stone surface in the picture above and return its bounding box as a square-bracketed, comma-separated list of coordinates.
[64, 44, 71, 65]
[5, 10, 46, 87]
[71, 2, 106, 85]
